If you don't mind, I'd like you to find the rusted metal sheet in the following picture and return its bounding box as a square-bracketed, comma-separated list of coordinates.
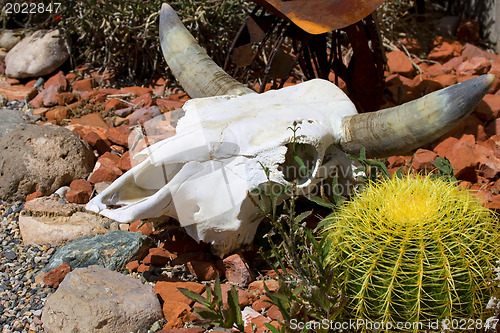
[232, 43, 254, 67]
[252, 0, 386, 34]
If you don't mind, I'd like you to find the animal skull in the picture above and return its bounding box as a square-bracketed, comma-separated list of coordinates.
[86, 3, 495, 257]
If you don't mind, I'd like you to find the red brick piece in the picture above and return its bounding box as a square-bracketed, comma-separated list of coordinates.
[223, 254, 255, 287]
[105, 126, 132, 147]
[187, 260, 219, 281]
[155, 281, 205, 306]
[125, 260, 140, 272]
[72, 77, 95, 93]
[56, 92, 77, 106]
[428, 37, 463, 63]
[386, 51, 414, 77]
[26, 191, 43, 201]
[129, 220, 153, 237]
[43, 263, 71, 288]
[475, 94, 500, 121]
[45, 71, 68, 91]
[66, 189, 90, 204]
[411, 148, 437, 172]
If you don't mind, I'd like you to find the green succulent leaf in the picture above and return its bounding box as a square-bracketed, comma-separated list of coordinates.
[178, 288, 209, 307]
[264, 323, 282, 333]
[195, 310, 221, 322]
[395, 166, 404, 179]
[228, 286, 244, 330]
[294, 210, 312, 223]
[308, 195, 336, 209]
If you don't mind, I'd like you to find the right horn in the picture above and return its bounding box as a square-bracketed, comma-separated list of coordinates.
[340, 74, 496, 158]
[159, 3, 255, 98]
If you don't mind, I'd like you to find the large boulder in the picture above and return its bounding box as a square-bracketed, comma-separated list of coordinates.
[0, 108, 28, 138]
[5, 29, 70, 79]
[0, 124, 95, 201]
[41, 265, 162, 333]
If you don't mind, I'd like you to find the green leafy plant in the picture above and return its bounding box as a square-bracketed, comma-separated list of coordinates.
[262, 215, 347, 333]
[322, 175, 499, 331]
[178, 277, 244, 331]
[349, 148, 457, 184]
[305, 147, 391, 212]
[287, 122, 315, 180]
[251, 125, 347, 333]
[349, 147, 391, 183]
[430, 156, 457, 182]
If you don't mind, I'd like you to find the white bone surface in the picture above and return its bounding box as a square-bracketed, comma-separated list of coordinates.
[86, 79, 358, 256]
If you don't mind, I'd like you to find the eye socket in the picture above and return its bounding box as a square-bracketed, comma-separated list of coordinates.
[278, 143, 318, 185]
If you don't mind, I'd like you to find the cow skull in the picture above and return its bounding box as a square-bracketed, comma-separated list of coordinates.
[86, 3, 495, 257]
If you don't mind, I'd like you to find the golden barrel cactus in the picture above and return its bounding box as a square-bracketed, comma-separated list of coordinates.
[323, 176, 499, 328]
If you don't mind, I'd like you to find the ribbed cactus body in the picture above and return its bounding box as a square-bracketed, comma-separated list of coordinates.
[323, 176, 498, 329]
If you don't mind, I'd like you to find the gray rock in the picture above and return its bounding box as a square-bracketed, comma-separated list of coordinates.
[5, 29, 70, 79]
[0, 29, 23, 51]
[42, 230, 152, 272]
[0, 124, 95, 201]
[3, 249, 17, 260]
[19, 196, 109, 245]
[41, 265, 162, 333]
[0, 108, 28, 138]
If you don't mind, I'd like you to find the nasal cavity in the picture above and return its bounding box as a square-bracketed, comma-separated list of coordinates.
[278, 143, 318, 185]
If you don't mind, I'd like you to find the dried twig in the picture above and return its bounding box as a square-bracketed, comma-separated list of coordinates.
[383, 37, 422, 76]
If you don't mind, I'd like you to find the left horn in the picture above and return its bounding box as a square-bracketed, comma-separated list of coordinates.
[340, 74, 495, 158]
[159, 3, 255, 98]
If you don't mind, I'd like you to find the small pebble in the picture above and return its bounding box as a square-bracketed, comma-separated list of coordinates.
[3, 250, 16, 260]
[0, 201, 57, 332]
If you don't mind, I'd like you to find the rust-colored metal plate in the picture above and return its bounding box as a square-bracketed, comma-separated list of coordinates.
[252, 0, 386, 34]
